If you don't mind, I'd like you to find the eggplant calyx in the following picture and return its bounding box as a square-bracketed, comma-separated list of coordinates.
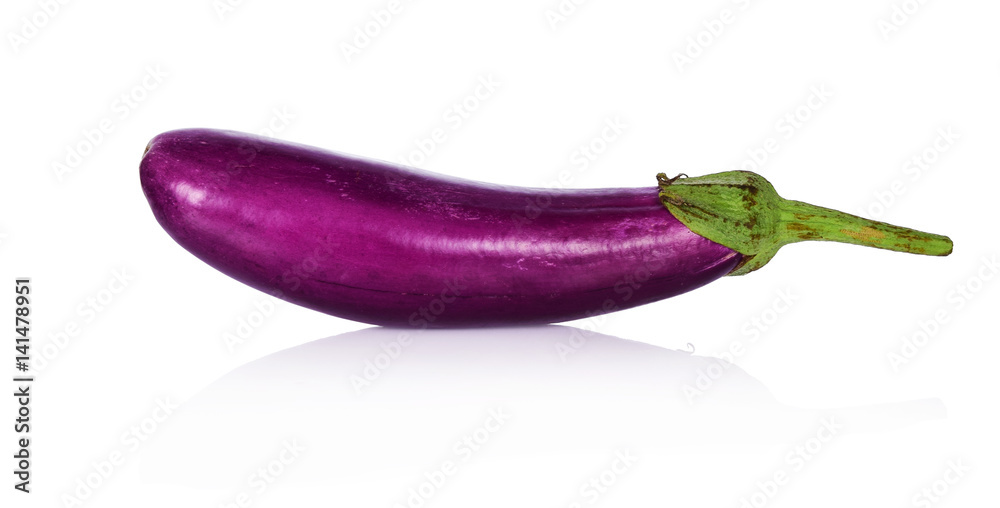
[656, 171, 953, 276]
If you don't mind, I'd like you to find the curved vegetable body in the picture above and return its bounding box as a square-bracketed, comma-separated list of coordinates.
[140, 129, 742, 327]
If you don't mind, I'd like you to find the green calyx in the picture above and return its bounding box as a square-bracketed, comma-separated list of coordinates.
[656, 171, 953, 276]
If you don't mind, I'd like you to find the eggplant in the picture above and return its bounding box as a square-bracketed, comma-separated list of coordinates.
[139, 129, 952, 327]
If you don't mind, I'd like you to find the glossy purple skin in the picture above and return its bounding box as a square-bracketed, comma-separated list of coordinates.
[140, 129, 742, 327]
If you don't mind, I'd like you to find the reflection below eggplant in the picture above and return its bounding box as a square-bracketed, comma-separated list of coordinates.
[141, 325, 944, 495]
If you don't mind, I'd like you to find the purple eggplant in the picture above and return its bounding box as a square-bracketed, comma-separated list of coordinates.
[139, 129, 951, 327]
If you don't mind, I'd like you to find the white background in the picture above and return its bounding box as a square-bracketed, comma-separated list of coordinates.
[3, 0, 999, 507]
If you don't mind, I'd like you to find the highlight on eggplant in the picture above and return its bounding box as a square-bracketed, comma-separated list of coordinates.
[139, 128, 952, 327]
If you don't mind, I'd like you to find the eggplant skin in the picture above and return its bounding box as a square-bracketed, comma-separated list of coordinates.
[140, 129, 741, 327]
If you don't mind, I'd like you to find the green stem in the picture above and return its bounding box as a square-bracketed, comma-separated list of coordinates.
[778, 199, 953, 256]
[656, 171, 953, 276]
